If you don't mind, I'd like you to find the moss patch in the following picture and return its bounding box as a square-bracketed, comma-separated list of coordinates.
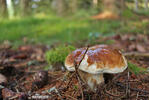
[128, 62, 147, 75]
[45, 45, 76, 65]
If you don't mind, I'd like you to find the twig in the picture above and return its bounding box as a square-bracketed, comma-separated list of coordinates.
[65, 72, 76, 91]
[126, 71, 130, 99]
[136, 92, 139, 100]
[137, 95, 149, 97]
[74, 45, 89, 100]
[115, 81, 149, 94]
[55, 88, 63, 100]
[45, 86, 63, 100]
[124, 52, 149, 57]
[78, 46, 89, 67]
[62, 94, 77, 100]
[9, 95, 18, 100]
[105, 89, 122, 97]
[74, 46, 89, 82]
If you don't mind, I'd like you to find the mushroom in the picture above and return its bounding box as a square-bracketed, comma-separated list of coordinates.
[65, 45, 127, 91]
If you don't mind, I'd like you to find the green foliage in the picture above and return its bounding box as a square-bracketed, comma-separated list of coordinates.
[87, 32, 115, 45]
[0, 13, 149, 46]
[0, 16, 121, 46]
[128, 62, 147, 75]
[122, 9, 138, 19]
[45, 45, 76, 65]
[136, 10, 149, 16]
[73, 85, 78, 90]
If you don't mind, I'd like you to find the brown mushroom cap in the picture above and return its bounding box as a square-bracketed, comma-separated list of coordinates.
[65, 45, 127, 74]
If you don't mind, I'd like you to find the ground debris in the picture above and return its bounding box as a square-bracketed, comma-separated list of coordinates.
[0, 34, 149, 99]
[32, 70, 48, 91]
[2, 88, 27, 100]
[0, 73, 7, 84]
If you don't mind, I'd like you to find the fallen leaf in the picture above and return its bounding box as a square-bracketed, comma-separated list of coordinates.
[136, 44, 146, 52]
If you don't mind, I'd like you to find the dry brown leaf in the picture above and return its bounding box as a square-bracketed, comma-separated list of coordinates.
[136, 44, 146, 52]
[92, 11, 119, 20]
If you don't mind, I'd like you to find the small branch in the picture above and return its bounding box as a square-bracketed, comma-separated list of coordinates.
[138, 95, 149, 97]
[62, 94, 77, 100]
[124, 52, 149, 57]
[74, 46, 89, 82]
[55, 88, 63, 100]
[126, 71, 130, 99]
[115, 81, 149, 94]
[105, 89, 122, 97]
[78, 46, 89, 67]
[74, 45, 89, 100]
[136, 92, 139, 100]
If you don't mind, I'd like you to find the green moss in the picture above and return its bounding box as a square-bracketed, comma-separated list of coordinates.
[45, 45, 76, 65]
[128, 62, 147, 75]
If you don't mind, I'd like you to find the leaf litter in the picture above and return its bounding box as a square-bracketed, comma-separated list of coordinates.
[0, 34, 149, 99]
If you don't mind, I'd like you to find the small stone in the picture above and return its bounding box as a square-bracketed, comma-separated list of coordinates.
[0, 74, 7, 84]
[32, 71, 48, 91]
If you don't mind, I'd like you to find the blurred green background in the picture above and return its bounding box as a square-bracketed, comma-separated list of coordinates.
[0, 0, 149, 47]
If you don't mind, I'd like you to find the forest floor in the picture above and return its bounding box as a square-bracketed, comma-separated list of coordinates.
[0, 34, 149, 100]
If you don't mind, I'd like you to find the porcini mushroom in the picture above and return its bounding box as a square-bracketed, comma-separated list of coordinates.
[65, 45, 127, 91]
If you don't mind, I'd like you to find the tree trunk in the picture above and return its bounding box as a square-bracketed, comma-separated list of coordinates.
[6, 0, 14, 19]
[69, 0, 77, 13]
[92, 0, 126, 19]
[0, 0, 7, 18]
[56, 0, 67, 16]
[103, 0, 117, 12]
[103, 0, 126, 14]
[120, 0, 126, 10]
[20, 0, 30, 17]
[144, 0, 148, 9]
[135, 0, 139, 11]
[92, 0, 98, 8]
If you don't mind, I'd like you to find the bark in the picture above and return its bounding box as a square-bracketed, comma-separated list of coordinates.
[55, 0, 67, 16]
[120, 0, 126, 10]
[103, 0, 126, 15]
[20, 0, 30, 17]
[144, 0, 148, 9]
[92, 0, 98, 8]
[0, 0, 7, 17]
[135, 0, 139, 11]
[69, 0, 77, 13]
[6, 0, 14, 19]
[103, 0, 117, 12]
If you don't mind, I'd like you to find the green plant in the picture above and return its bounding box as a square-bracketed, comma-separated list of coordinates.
[45, 45, 76, 65]
[128, 62, 147, 75]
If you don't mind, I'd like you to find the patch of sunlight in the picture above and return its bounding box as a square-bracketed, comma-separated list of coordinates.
[126, 2, 149, 9]
[34, 13, 57, 19]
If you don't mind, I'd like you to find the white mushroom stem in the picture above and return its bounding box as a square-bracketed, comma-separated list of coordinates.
[78, 70, 104, 91]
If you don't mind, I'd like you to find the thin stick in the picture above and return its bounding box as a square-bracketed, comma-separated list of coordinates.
[55, 88, 63, 100]
[62, 94, 77, 100]
[78, 46, 89, 67]
[136, 92, 139, 100]
[74, 45, 89, 100]
[115, 81, 149, 94]
[124, 52, 149, 57]
[126, 71, 130, 99]
[105, 89, 122, 97]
